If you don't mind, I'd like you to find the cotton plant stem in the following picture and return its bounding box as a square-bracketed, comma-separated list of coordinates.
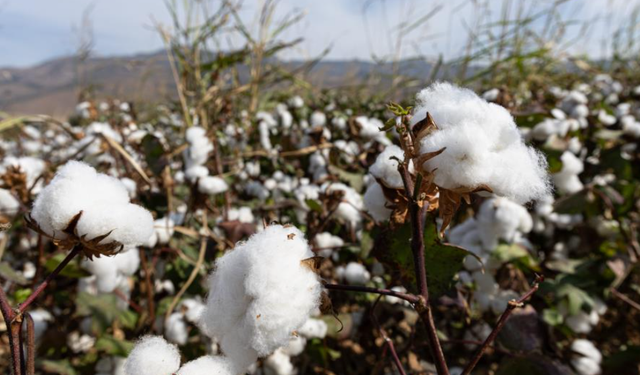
[18, 245, 83, 314]
[398, 162, 450, 375]
[139, 248, 156, 329]
[460, 276, 542, 375]
[10, 316, 25, 375]
[371, 296, 408, 375]
[25, 313, 35, 375]
[0, 287, 22, 375]
[324, 283, 420, 304]
[610, 287, 640, 312]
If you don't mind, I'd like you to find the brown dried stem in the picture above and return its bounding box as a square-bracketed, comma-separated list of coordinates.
[25, 313, 35, 375]
[371, 295, 408, 375]
[18, 245, 83, 314]
[398, 161, 449, 375]
[460, 275, 542, 375]
[0, 287, 21, 375]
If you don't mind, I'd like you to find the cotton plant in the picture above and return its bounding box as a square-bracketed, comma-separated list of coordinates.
[198, 224, 323, 371]
[570, 339, 603, 375]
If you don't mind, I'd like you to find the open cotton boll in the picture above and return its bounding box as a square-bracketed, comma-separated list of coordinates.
[185, 165, 209, 182]
[176, 356, 236, 375]
[124, 336, 181, 375]
[552, 152, 584, 195]
[314, 232, 344, 257]
[180, 298, 206, 323]
[1, 156, 46, 193]
[120, 178, 137, 199]
[369, 145, 408, 189]
[30, 161, 153, 247]
[322, 183, 364, 225]
[264, 349, 295, 375]
[227, 207, 255, 224]
[411, 82, 551, 204]
[343, 262, 370, 285]
[571, 339, 602, 364]
[198, 176, 229, 195]
[0, 189, 20, 216]
[298, 318, 328, 339]
[199, 225, 322, 371]
[363, 182, 392, 223]
[571, 357, 601, 375]
[355, 116, 392, 145]
[166, 313, 189, 345]
[476, 197, 532, 250]
[310, 111, 327, 127]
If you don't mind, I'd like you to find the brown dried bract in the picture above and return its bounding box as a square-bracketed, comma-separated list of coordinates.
[300, 256, 324, 274]
[25, 211, 124, 259]
[438, 184, 493, 236]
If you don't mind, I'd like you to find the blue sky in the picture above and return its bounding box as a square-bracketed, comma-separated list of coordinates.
[0, 0, 638, 67]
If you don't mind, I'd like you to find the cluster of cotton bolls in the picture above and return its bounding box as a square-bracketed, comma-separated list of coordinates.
[182, 126, 228, 196]
[449, 197, 533, 314]
[557, 298, 607, 335]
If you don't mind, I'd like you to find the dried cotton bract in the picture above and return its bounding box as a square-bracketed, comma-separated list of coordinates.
[30, 161, 154, 255]
[200, 225, 322, 371]
[411, 82, 551, 204]
[124, 336, 181, 375]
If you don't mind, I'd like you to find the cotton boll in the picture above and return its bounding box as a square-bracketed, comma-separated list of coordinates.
[264, 350, 295, 375]
[368, 145, 406, 188]
[1, 156, 46, 193]
[281, 336, 307, 357]
[310, 111, 327, 127]
[177, 356, 237, 375]
[343, 262, 370, 285]
[298, 318, 327, 339]
[571, 339, 602, 364]
[565, 311, 594, 334]
[227, 207, 255, 224]
[198, 176, 229, 195]
[476, 197, 532, 250]
[314, 232, 344, 257]
[153, 217, 175, 245]
[185, 165, 209, 182]
[124, 336, 181, 375]
[180, 298, 206, 323]
[384, 286, 410, 305]
[412, 82, 550, 204]
[199, 225, 322, 371]
[363, 182, 392, 223]
[82, 257, 121, 293]
[571, 357, 601, 375]
[323, 183, 364, 225]
[166, 313, 189, 345]
[597, 110, 616, 126]
[0, 189, 20, 216]
[67, 331, 96, 353]
[552, 152, 584, 194]
[120, 178, 137, 199]
[31, 161, 153, 247]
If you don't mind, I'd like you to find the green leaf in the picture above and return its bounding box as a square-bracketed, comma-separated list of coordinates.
[542, 308, 563, 326]
[41, 360, 78, 375]
[305, 199, 323, 213]
[380, 218, 477, 297]
[95, 335, 134, 356]
[0, 261, 28, 285]
[141, 134, 167, 176]
[75, 293, 121, 332]
[45, 254, 91, 279]
[514, 112, 547, 128]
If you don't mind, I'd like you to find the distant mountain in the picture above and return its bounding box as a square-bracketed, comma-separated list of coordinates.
[0, 50, 470, 117]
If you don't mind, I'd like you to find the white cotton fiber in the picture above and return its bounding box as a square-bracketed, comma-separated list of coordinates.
[571, 339, 602, 364]
[298, 318, 328, 339]
[343, 262, 370, 285]
[124, 336, 181, 375]
[476, 197, 532, 250]
[552, 152, 584, 195]
[198, 176, 229, 195]
[30, 161, 154, 247]
[165, 313, 189, 345]
[363, 182, 392, 223]
[0, 189, 20, 216]
[368, 145, 406, 189]
[82, 249, 140, 293]
[264, 349, 295, 375]
[322, 183, 364, 225]
[177, 356, 236, 375]
[411, 82, 551, 204]
[199, 225, 322, 371]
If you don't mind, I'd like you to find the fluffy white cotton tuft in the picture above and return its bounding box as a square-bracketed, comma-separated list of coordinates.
[177, 356, 236, 375]
[31, 161, 154, 247]
[199, 225, 322, 371]
[124, 336, 181, 375]
[363, 182, 392, 223]
[322, 183, 364, 225]
[343, 262, 371, 285]
[552, 152, 584, 194]
[368, 145, 406, 189]
[411, 82, 551, 204]
[198, 176, 229, 195]
[0, 189, 20, 216]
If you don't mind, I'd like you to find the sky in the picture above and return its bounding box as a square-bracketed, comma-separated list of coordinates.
[0, 0, 639, 68]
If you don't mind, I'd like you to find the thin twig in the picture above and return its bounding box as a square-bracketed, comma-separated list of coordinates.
[371, 295, 408, 375]
[324, 283, 420, 304]
[611, 288, 640, 311]
[139, 248, 156, 329]
[18, 245, 83, 314]
[461, 275, 542, 375]
[0, 287, 21, 375]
